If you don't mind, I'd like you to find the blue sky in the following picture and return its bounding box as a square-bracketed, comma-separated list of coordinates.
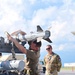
[0, 0, 75, 66]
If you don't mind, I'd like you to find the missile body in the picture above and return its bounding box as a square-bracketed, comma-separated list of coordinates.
[0, 60, 25, 71]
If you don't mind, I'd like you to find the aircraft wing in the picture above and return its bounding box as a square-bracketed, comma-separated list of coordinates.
[0, 44, 23, 53]
[0, 36, 26, 53]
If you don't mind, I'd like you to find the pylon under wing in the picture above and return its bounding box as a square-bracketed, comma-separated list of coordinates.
[0, 37, 24, 53]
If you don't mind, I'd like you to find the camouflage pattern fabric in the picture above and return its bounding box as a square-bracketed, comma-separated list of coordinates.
[22, 49, 40, 75]
[45, 69, 58, 75]
[44, 52, 62, 75]
[21, 68, 40, 75]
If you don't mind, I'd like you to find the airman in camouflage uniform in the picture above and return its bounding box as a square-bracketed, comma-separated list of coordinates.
[7, 34, 42, 75]
[44, 45, 62, 75]
[23, 49, 41, 75]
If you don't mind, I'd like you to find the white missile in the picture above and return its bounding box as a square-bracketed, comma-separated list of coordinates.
[0, 60, 25, 71]
[10, 25, 52, 43]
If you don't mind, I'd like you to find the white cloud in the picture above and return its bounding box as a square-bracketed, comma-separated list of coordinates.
[29, 0, 37, 4]
[58, 44, 65, 51]
[30, 6, 57, 25]
[26, 0, 75, 52]
[63, 0, 72, 5]
[0, 0, 27, 35]
[42, 0, 60, 3]
[0, 0, 75, 53]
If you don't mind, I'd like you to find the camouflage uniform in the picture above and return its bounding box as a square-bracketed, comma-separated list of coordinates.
[22, 49, 40, 75]
[44, 52, 62, 75]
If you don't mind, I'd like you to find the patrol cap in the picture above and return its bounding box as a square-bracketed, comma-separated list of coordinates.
[28, 40, 42, 47]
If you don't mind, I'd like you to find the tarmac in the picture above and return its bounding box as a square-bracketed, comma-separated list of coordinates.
[0, 71, 75, 75]
[40, 72, 75, 75]
[0, 69, 75, 75]
[40, 71, 75, 75]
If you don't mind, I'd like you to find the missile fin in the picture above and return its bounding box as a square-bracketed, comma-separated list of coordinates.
[43, 38, 52, 43]
[37, 25, 43, 32]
